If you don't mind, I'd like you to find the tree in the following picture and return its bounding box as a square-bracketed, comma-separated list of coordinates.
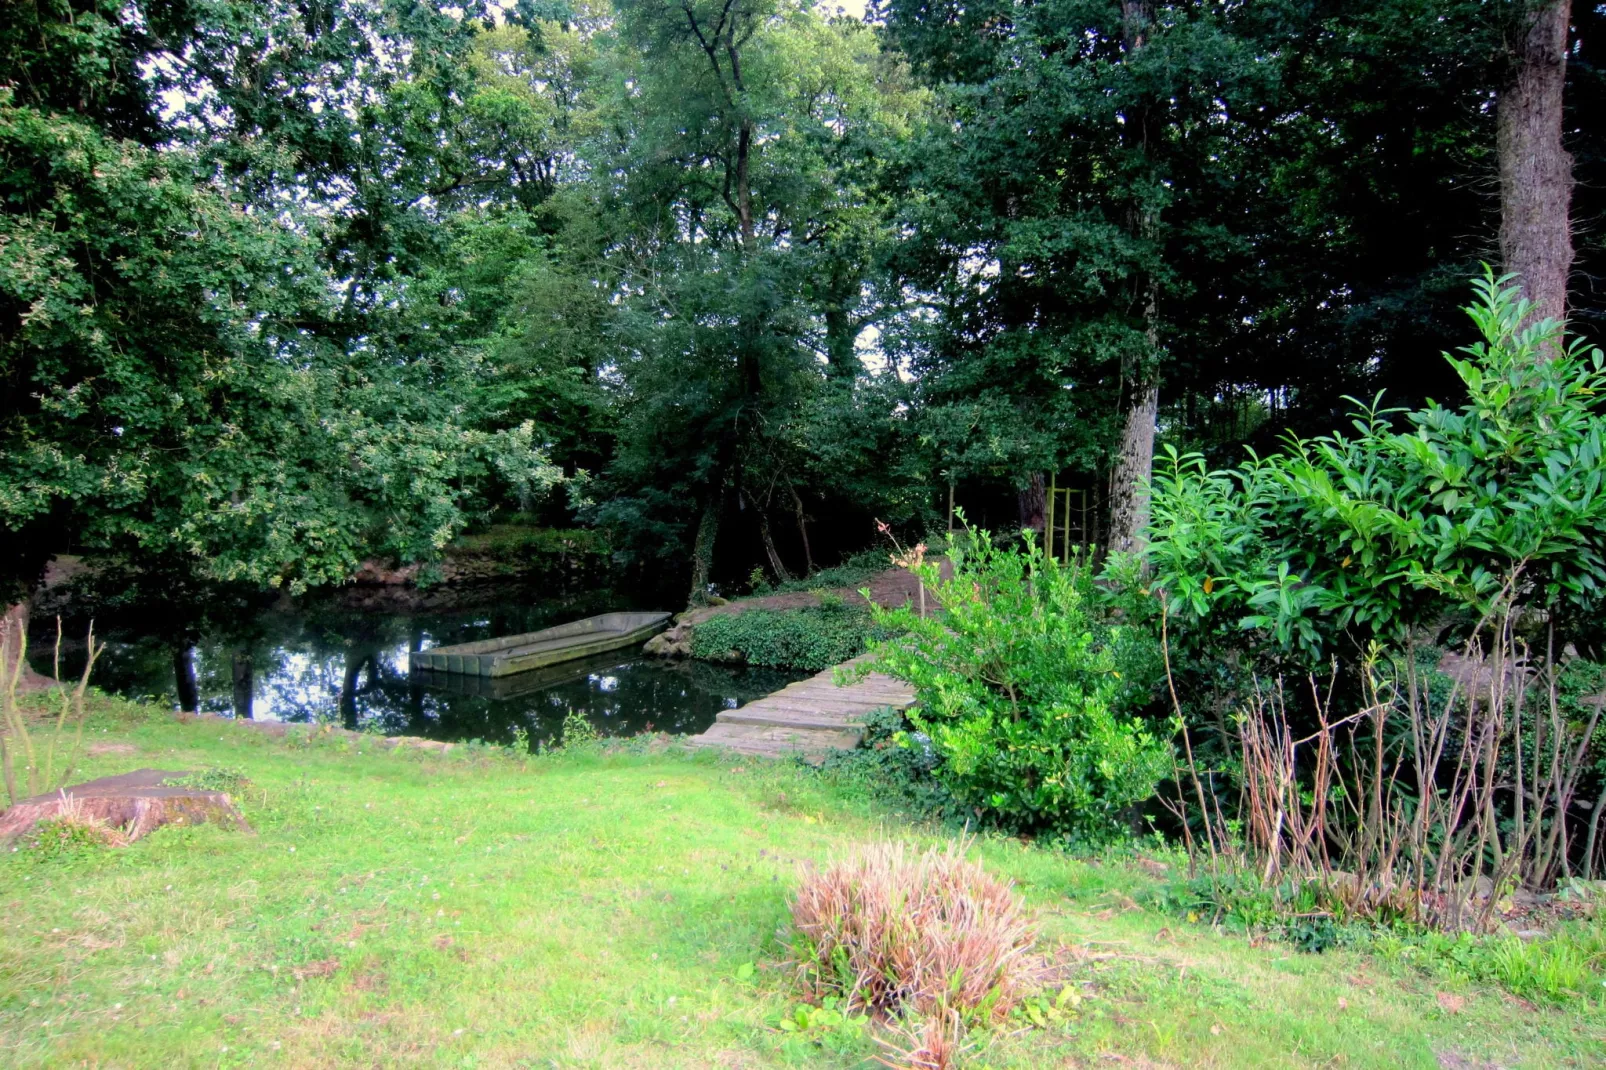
[879, 0, 1593, 545]
[879, 0, 1271, 548]
[0, 1, 561, 613]
[1498, 0, 1575, 333]
[594, 0, 917, 601]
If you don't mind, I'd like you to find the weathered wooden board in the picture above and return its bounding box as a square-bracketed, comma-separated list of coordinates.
[409, 611, 670, 678]
[686, 655, 915, 761]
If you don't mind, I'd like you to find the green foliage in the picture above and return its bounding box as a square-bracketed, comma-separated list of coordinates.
[0, 2, 569, 598]
[1373, 922, 1606, 1005]
[1158, 872, 1371, 954]
[590, 0, 929, 593]
[815, 707, 959, 822]
[1479, 926, 1606, 1003]
[557, 709, 600, 750]
[1145, 274, 1606, 663]
[879, 0, 1536, 491]
[691, 604, 888, 672]
[20, 817, 122, 862]
[161, 767, 250, 793]
[869, 530, 1170, 842]
[772, 998, 872, 1059]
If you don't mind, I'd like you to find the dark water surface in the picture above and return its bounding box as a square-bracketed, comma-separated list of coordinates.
[28, 584, 804, 747]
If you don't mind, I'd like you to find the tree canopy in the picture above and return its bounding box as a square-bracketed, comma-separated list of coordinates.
[3, 0, 1601, 605]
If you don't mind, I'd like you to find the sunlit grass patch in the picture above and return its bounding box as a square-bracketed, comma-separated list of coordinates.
[1, 697, 1602, 1067]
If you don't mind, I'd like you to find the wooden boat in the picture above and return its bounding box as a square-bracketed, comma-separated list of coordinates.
[411, 649, 639, 699]
[408, 611, 672, 678]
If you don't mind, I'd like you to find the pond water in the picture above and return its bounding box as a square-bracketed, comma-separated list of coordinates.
[27, 584, 805, 748]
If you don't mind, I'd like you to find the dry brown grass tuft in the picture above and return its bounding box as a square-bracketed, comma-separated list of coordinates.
[32, 792, 132, 848]
[790, 840, 1041, 1027]
[877, 1006, 972, 1070]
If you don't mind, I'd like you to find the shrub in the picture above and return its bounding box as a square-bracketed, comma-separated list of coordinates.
[868, 530, 1169, 842]
[790, 841, 1040, 1025]
[1144, 271, 1606, 665]
[557, 709, 599, 749]
[691, 603, 889, 671]
[816, 708, 960, 823]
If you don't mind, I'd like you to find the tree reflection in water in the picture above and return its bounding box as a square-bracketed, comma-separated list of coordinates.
[31, 586, 805, 748]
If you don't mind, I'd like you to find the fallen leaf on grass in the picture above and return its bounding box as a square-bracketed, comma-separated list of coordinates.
[347, 971, 386, 993]
[291, 959, 339, 981]
[1435, 991, 1466, 1015]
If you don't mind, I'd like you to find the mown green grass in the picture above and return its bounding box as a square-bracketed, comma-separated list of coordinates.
[2, 698, 1603, 1068]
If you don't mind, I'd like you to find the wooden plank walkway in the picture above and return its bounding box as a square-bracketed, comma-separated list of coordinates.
[686, 654, 915, 761]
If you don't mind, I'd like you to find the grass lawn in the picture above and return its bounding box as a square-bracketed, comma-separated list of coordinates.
[2, 697, 1603, 1068]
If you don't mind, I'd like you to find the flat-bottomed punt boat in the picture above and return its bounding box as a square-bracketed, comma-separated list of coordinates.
[408, 611, 671, 678]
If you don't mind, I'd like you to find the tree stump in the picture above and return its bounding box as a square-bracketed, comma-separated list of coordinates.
[0, 768, 251, 844]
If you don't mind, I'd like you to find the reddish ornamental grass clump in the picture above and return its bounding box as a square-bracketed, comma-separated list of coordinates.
[790, 840, 1041, 1023]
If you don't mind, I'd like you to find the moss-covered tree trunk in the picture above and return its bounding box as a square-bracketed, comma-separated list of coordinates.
[687, 487, 723, 607]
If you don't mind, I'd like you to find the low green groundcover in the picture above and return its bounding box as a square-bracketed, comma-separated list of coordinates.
[691, 601, 891, 672]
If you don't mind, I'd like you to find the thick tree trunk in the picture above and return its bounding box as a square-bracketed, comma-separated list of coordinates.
[1017, 473, 1046, 535]
[173, 646, 199, 712]
[1499, 0, 1574, 332]
[736, 119, 755, 246]
[1109, 377, 1159, 555]
[687, 490, 723, 607]
[1108, 0, 1162, 557]
[230, 651, 254, 720]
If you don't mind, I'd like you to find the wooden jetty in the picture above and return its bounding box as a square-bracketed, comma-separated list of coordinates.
[409, 611, 670, 678]
[687, 654, 915, 761]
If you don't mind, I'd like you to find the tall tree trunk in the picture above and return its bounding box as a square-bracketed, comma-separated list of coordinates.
[757, 511, 792, 584]
[1109, 377, 1159, 555]
[230, 650, 253, 720]
[1108, 0, 1162, 556]
[1017, 473, 1046, 535]
[736, 119, 755, 246]
[173, 645, 199, 713]
[788, 484, 816, 575]
[1499, 0, 1574, 333]
[687, 485, 724, 607]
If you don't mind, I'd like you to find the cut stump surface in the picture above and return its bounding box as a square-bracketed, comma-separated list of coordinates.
[0, 768, 252, 843]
